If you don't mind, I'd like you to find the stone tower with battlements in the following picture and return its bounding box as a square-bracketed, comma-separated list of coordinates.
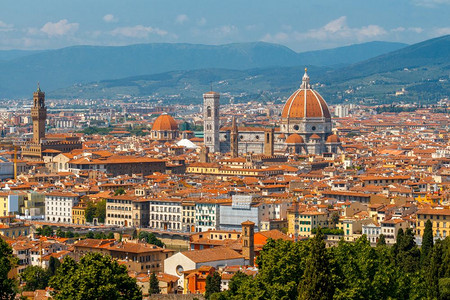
[31, 84, 47, 144]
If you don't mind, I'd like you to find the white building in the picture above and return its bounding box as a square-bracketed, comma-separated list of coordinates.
[164, 247, 245, 288]
[45, 191, 79, 223]
[195, 200, 221, 232]
[150, 198, 182, 231]
[362, 222, 381, 245]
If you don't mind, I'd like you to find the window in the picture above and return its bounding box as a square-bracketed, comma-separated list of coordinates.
[207, 106, 212, 117]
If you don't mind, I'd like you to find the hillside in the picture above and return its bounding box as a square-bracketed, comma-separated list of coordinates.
[51, 36, 449, 104]
[0, 41, 406, 98]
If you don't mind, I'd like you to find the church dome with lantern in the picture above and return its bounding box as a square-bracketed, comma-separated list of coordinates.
[279, 69, 335, 154]
[151, 113, 179, 141]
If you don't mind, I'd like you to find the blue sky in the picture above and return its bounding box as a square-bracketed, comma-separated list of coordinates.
[0, 0, 449, 51]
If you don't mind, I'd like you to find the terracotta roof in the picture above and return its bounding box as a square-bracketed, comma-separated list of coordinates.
[152, 113, 178, 131]
[281, 88, 331, 119]
[286, 133, 304, 144]
[182, 246, 243, 263]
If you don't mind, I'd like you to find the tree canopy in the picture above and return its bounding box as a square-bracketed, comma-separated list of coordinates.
[213, 229, 450, 300]
[0, 237, 17, 300]
[49, 252, 142, 300]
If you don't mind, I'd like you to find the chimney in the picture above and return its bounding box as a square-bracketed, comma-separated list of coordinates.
[241, 220, 255, 266]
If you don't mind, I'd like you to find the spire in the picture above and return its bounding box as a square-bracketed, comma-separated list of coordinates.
[37, 82, 41, 92]
[300, 67, 311, 89]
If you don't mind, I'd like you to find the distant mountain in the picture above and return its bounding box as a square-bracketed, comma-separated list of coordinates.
[322, 34, 450, 83]
[51, 35, 449, 104]
[297, 41, 407, 67]
[0, 41, 406, 98]
[0, 49, 45, 62]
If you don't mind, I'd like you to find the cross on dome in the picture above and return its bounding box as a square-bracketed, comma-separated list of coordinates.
[300, 67, 311, 89]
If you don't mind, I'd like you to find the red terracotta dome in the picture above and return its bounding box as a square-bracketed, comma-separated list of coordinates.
[152, 113, 178, 131]
[326, 134, 340, 143]
[285, 133, 305, 144]
[281, 70, 331, 119]
[310, 133, 321, 140]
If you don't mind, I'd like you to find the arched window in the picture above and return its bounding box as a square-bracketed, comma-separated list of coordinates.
[207, 106, 212, 117]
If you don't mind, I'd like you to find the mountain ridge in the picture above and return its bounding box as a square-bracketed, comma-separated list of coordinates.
[0, 40, 407, 98]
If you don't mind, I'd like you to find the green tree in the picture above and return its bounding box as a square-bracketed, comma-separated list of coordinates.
[48, 256, 61, 277]
[205, 271, 221, 299]
[298, 228, 334, 300]
[149, 272, 160, 295]
[376, 234, 386, 247]
[393, 228, 420, 273]
[65, 231, 74, 238]
[421, 219, 434, 267]
[86, 231, 94, 239]
[49, 253, 142, 300]
[0, 237, 17, 299]
[56, 228, 64, 238]
[20, 266, 50, 291]
[107, 232, 115, 239]
[138, 232, 164, 248]
[95, 199, 106, 223]
[85, 201, 96, 223]
[41, 226, 54, 237]
[426, 240, 443, 299]
[114, 188, 125, 196]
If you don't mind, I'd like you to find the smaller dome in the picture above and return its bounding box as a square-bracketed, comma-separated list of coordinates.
[286, 133, 305, 144]
[310, 134, 321, 140]
[326, 134, 340, 143]
[152, 113, 178, 131]
[279, 133, 286, 139]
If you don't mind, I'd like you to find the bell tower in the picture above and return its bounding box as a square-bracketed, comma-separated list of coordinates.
[203, 91, 220, 153]
[230, 116, 238, 158]
[241, 220, 255, 266]
[31, 83, 47, 144]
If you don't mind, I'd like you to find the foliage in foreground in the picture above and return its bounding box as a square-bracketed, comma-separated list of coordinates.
[49, 252, 142, 300]
[0, 237, 17, 300]
[215, 226, 450, 300]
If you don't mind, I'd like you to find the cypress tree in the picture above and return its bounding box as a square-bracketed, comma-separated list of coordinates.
[298, 228, 334, 300]
[426, 240, 442, 299]
[421, 219, 434, 267]
[377, 234, 386, 247]
[149, 272, 160, 295]
[205, 272, 221, 299]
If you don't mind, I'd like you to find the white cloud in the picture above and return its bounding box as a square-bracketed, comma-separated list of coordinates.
[392, 27, 423, 33]
[197, 17, 207, 26]
[432, 27, 450, 36]
[110, 25, 167, 38]
[262, 16, 387, 43]
[40, 19, 79, 37]
[214, 25, 238, 36]
[175, 14, 189, 24]
[103, 14, 118, 23]
[0, 20, 13, 32]
[413, 0, 450, 7]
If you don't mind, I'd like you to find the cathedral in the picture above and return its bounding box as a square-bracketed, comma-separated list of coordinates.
[204, 69, 342, 156]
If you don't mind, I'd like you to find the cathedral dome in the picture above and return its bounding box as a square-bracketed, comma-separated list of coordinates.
[310, 134, 321, 140]
[281, 69, 331, 119]
[152, 113, 178, 131]
[326, 134, 340, 143]
[285, 133, 304, 144]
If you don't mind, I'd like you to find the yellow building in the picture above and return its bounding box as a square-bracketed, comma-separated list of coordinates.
[72, 202, 87, 225]
[287, 209, 328, 237]
[416, 208, 450, 239]
[0, 192, 25, 217]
